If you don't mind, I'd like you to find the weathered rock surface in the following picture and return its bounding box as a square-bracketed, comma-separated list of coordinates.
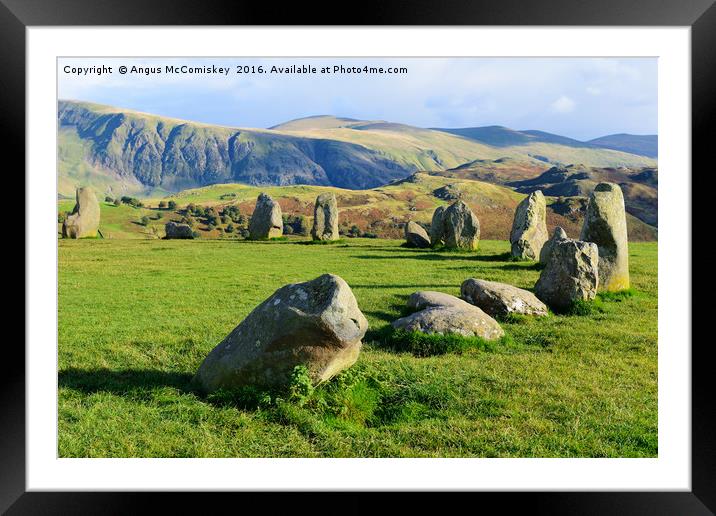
[62, 187, 100, 238]
[249, 193, 283, 239]
[311, 193, 340, 241]
[407, 291, 472, 312]
[460, 278, 548, 317]
[534, 238, 599, 310]
[164, 221, 194, 239]
[392, 305, 504, 340]
[580, 182, 630, 291]
[539, 226, 568, 265]
[510, 190, 548, 260]
[404, 221, 431, 248]
[430, 206, 446, 246]
[195, 274, 368, 391]
[442, 200, 480, 250]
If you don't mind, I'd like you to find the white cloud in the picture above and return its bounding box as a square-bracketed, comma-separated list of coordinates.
[551, 95, 576, 114]
[586, 86, 602, 96]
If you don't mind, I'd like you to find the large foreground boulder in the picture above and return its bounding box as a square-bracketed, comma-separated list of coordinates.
[407, 291, 473, 312]
[62, 187, 100, 238]
[404, 221, 430, 248]
[429, 206, 446, 246]
[311, 193, 340, 241]
[248, 193, 283, 239]
[165, 221, 194, 239]
[461, 278, 548, 317]
[580, 183, 630, 291]
[539, 226, 568, 265]
[392, 304, 504, 340]
[442, 200, 480, 250]
[534, 238, 599, 311]
[195, 274, 368, 391]
[510, 190, 548, 260]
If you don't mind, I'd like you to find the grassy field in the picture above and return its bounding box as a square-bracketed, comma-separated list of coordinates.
[58, 238, 657, 458]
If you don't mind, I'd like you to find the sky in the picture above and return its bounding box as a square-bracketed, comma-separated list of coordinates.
[58, 57, 657, 141]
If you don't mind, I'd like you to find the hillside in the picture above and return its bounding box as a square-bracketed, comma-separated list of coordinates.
[58, 101, 413, 197]
[58, 172, 657, 242]
[587, 134, 658, 158]
[508, 164, 658, 226]
[58, 101, 657, 199]
[277, 119, 657, 171]
[433, 125, 658, 159]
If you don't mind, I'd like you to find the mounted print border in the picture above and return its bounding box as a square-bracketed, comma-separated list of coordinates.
[5, 0, 713, 512]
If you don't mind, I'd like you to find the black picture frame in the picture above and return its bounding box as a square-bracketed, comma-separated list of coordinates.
[5, 0, 712, 512]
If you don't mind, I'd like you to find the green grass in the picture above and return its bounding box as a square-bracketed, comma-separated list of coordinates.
[58, 238, 657, 458]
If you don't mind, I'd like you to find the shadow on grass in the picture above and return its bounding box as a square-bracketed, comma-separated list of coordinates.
[293, 239, 348, 246]
[363, 301, 408, 324]
[354, 254, 417, 261]
[356, 251, 514, 263]
[471, 251, 512, 262]
[494, 262, 543, 271]
[59, 367, 195, 395]
[58, 367, 280, 411]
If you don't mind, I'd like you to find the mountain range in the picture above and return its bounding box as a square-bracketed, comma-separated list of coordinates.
[58, 100, 657, 199]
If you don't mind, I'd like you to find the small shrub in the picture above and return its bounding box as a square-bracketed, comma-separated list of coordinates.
[158, 201, 167, 209]
[288, 365, 314, 406]
[139, 216, 150, 226]
[105, 196, 114, 203]
[113, 199, 121, 207]
[168, 200, 177, 210]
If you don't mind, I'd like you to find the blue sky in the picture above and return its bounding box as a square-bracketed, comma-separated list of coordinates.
[58, 57, 657, 141]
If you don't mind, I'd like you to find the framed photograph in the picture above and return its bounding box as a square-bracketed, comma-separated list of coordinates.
[7, 0, 712, 512]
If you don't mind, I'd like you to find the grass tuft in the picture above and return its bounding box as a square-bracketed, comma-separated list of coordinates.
[371, 326, 504, 357]
[564, 297, 606, 316]
[598, 288, 637, 302]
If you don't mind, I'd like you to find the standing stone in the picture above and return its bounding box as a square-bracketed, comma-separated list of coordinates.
[580, 183, 630, 291]
[430, 206, 446, 247]
[404, 221, 431, 248]
[461, 278, 548, 317]
[534, 238, 599, 311]
[62, 187, 100, 239]
[539, 226, 568, 265]
[442, 200, 480, 250]
[248, 193, 283, 239]
[510, 190, 548, 260]
[195, 274, 368, 391]
[165, 221, 194, 239]
[311, 193, 340, 241]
